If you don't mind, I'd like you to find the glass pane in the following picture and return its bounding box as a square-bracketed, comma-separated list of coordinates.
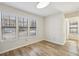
[29, 20, 36, 36]
[18, 17, 28, 39]
[30, 27, 36, 36]
[1, 14, 16, 41]
[69, 22, 78, 34]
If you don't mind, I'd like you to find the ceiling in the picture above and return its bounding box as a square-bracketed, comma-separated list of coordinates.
[2, 2, 79, 17]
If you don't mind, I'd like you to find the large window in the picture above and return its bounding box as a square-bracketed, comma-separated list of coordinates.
[1, 13, 16, 41]
[0, 12, 37, 41]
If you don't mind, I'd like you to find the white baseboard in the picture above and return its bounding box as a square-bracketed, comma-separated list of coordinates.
[45, 39, 65, 45]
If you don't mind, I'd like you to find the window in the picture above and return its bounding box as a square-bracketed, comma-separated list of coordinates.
[18, 17, 28, 39]
[69, 22, 78, 34]
[0, 12, 37, 41]
[29, 19, 36, 36]
[1, 13, 16, 40]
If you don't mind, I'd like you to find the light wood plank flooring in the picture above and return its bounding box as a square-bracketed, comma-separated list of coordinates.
[0, 40, 79, 56]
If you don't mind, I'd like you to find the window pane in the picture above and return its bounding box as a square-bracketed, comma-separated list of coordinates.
[30, 27, 36, 36]
[18, 17, 28, 39]
[29, 20, 36, 36]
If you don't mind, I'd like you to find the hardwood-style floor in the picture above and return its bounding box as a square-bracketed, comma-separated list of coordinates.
[0, 40, 79, 56]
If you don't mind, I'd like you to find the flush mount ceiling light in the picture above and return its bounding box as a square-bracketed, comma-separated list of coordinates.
[37, 2, 50, 8]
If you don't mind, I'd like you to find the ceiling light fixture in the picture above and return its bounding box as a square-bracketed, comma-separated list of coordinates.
[37, 2, 50, 8]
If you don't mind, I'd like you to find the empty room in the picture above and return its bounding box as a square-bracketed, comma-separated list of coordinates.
[0, 2, 79, 56]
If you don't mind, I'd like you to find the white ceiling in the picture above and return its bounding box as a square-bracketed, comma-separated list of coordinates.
[2, 2, 79, 17]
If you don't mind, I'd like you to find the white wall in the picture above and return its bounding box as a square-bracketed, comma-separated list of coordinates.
[0, 4, 45, 54]
[45, 12, 66, 45]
